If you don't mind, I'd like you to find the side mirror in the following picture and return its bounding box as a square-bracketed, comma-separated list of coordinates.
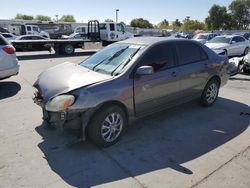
[231, 41, 236, 44]
[136, 66, 154, 76]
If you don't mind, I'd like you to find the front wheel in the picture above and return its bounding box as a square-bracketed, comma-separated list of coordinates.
[87, 106, 127, 147]
[200, 79, 219, 107]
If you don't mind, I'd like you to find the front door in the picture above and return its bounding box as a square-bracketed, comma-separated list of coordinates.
[134, 42, 181, 116]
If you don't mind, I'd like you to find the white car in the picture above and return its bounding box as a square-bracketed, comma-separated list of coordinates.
[205, 35, 250, 57]
[0, 34, 19, 80]
[193, 33, 220, 44]
[61, 32, 87, 40]
[1, 33, 17, 41]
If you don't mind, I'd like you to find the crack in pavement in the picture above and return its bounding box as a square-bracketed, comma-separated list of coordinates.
[100, 148, 147, 188]
[190, 146, 250, 188]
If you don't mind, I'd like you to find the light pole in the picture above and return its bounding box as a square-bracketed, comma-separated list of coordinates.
[116, 9, 119, 23]
[55, 15, 58, 22]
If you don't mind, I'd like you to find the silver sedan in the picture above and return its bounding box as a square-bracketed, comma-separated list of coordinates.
[205, 35, 250, 57]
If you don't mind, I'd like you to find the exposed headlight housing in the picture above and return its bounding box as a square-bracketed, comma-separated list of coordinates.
[45, 95, 75, 112]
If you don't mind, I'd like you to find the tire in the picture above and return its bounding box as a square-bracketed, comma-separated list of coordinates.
[62, 44, 75, 55]
[87, 105, 127, 147]
[200, 79, 220, 107]
[243, 67, 250, 73]
[243, 47, 249, 56]
[223, 49, 228, 56]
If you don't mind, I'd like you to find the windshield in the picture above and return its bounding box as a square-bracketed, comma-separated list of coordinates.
[194, 34, 208, 40]
[208, 36, 231, 44]
[80, 44, 143, 75]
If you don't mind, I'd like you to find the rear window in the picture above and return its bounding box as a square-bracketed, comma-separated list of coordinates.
[0, 35, 9, 45]
[176, 41, 208, 65]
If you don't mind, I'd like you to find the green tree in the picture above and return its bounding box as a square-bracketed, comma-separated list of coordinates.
[172, 19, 182, 29]
[205, 4, 231, 30]
[181, 18, 205, 31]
[35, 15, 51, 21]
[59, 15, 76, 22]
[130, 18, 153, 28]
[158, 19, 169, 29]
[15, 13, 34, 20]
[104, 19, 114, 22]
[229, 0, 250, 29]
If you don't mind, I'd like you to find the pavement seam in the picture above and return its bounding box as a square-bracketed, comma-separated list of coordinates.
[0, 97, 32, 104]
[190, 145, 250, 188]
[100, 148, 147, 188]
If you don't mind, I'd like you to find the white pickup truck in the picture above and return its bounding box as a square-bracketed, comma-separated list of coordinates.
[8, 24, 50, 38]
[99, 22, 134, 45]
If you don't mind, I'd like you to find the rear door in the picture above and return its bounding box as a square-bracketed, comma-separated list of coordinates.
[175, 41, 210, 99]
[134, 42, 181, 116]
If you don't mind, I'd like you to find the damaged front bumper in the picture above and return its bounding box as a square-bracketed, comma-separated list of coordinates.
[33, 94, 93, 140]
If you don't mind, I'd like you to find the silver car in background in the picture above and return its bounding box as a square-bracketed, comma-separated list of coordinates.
[33, 37, 230, 147]
[0, 34, 19, 80]
[205, 35, 250, 57]
[193, 33, 220, 44]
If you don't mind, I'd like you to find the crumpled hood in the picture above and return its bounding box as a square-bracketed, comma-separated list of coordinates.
[205, 43, 229, 49]
[34, 62, 112, 102]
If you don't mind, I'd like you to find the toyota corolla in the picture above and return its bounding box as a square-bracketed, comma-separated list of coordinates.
[33, 37, 230, 147]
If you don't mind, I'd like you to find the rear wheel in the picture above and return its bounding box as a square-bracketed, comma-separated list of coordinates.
[200, 79, 219, 107]
[87, 105, 127, 147]
[62, 44, 75, 55]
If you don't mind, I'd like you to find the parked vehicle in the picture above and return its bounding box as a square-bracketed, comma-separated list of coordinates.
[10, 20, 134, 55]
[205, 35, 250, 57]
[193, 33, 220, 44]
[234, 32, 250, 40]
[99, 22, 134, 46]
[175, 31, 193, 39]
[12, 35, 52, 52]
[8, 24, 50, 38]
[229, 52, 250, 75]
[0, 34, 19, 80]
[61, 32, 87, 40]
[1, 33, 17, 40]
[74, 26, 88, 34]
[27, 22, 72, 39]
[33, 37, 230, 147]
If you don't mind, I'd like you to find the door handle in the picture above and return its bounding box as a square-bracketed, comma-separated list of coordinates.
[171, 71, 177, 77]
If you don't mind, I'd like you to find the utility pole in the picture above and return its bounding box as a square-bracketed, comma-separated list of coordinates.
[116, 9, 119, 23]
[55, 15, 59, 22]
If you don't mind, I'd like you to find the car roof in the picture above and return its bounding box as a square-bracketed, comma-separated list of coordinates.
[118, 37, 190, 46]
[218, 34, 242, 38]
[16, 35, 45, 39]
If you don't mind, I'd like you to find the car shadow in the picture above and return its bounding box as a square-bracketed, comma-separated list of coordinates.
[36, 97, 250, 187]
[17, 51, 97, 61]
[0, 81, 21, 100]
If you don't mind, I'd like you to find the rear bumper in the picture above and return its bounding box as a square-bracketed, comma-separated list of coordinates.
[0, 65, 19, 79]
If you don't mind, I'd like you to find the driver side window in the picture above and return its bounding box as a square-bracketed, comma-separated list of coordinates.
[140, 43, 175, 72]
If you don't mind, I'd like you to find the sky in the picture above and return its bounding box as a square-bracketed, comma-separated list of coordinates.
[0, 0, 232, 24]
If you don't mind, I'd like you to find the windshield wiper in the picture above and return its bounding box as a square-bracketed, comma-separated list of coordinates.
[94, 46, 129, 72]
[111, 47, 141, 76]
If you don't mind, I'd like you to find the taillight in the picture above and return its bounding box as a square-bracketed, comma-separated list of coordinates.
[2, 45, 15, 54]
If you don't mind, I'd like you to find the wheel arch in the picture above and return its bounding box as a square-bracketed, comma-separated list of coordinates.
[85, 100, 129, 130]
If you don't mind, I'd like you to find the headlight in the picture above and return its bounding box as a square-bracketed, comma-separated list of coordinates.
[45, 95, 75, 112]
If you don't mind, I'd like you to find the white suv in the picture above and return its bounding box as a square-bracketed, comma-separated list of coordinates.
[0, 34, 19, 79]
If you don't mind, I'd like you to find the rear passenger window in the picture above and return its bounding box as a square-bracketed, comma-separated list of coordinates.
[176, 42, 208, 65]
[141, 43, 175, 72]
